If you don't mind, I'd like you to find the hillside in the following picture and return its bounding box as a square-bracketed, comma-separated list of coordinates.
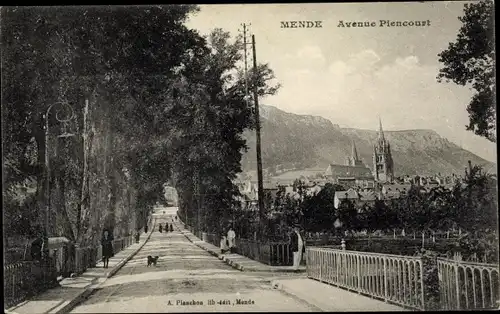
[241, 105, 496, 176]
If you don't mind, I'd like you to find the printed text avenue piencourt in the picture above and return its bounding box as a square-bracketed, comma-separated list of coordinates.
[279, 20, 431, 28]
[165, 299, 256, 306]
[338, 20, 431, 27]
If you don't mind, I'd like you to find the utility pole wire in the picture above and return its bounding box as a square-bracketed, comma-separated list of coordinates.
[241, 23, 251, 106]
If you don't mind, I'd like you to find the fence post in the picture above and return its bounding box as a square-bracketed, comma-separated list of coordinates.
[420, 259, 426, 310]
[384, 258, 388, 302]
[454, 262, 460, 310]
[305, 248, 309, 275]
[357, 254, 361, 293]
[319, 249, 323, 282]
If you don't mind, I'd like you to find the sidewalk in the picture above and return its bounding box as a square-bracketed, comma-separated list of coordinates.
[271, 278, 408, 312]
[175, 221, 306, 273]
[6, 226, 155, 314]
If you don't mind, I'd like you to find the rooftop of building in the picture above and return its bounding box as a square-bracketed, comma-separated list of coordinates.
[271, 168, 325, 180]
[326, 164, 374, 179]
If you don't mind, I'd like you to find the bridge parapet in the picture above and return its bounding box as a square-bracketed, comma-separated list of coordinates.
[306, 247, 500, 311]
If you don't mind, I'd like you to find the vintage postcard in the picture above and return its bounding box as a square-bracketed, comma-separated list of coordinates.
[2, 2, 497, 313]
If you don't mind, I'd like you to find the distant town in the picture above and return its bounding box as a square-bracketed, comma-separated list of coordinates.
[234, 119, 484, 211]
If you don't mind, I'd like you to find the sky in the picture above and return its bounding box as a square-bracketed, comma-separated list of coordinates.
[185, 2, 496, 162]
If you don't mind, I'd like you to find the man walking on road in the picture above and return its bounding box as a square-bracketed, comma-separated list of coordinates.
[290, 224, 305, 271]
[227, 227, 236, 254]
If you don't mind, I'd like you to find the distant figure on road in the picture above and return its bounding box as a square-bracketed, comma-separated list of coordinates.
[159, 224, 163, 233]
[169, 224, 174, 232]
[220, 232, 229, 254]
[144, 224, 148, 233]
[101, 229, 114, 269]
[227, 227, 236, 254]
[290, 225, 305, 271]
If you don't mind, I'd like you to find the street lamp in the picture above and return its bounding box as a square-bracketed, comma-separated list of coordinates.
[43, 101, 76, 252]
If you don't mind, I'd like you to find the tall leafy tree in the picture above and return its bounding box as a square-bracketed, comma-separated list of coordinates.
[172, 28, 279, 235]
[437, 0, 495, 141]
[1, 5, 202, 244]
[302, 183, 336, 232]
[459, 162, 498, 234]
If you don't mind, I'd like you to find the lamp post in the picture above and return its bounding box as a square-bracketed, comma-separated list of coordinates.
[43, 101, 76, 255]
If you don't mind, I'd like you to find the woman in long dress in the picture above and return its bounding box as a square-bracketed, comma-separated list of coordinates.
[101, 229, 114, 269]
[227, 227, 236, 254]
[220, 232, 229, 254]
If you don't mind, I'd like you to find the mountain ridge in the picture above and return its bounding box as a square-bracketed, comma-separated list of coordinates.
[241, 105, 496, 176]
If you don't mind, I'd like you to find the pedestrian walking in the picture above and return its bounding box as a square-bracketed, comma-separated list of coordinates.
[159, 223, 163, 233]
[220, 231, 229, 254]
[169, 223, 174, 232]
[101, 229, 114, 269]
[289, 224, 305, 271]
[227, 227, 236, 254]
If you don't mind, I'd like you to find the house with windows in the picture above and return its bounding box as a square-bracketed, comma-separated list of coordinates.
[334, 188, 379, 210]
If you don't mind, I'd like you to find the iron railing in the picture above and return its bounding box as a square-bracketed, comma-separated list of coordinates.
[4, 258, 58, 309]
[178, 217, 300, 266]
[306, 247, 425, 310]
[73, 235, 134, 275]
[235, 239, 299, 266]
[204, 233, 220, 248]
[4, 234, 135, 309]
[4, 261, 34, 309]
[437, 257, 499, 310]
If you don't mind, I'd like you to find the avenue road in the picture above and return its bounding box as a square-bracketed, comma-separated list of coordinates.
[70, 207, 317, 313]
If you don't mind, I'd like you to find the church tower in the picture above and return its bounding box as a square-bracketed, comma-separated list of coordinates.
[346, 140, 364, 167]
[372, 118, 394, 182]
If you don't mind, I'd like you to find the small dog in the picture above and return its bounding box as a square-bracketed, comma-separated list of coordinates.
[147, 255, 159, 267]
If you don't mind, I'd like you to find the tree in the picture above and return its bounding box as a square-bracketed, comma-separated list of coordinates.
[363, 199, 392, 232]
[336, 197, 358, 234]
[437, 0, 495, 141]
[302, 183, 336, 232]
[171, 28, 279, 236]
[2, 7, 281, 248]
[1, 5, 202, 245]
[459, 161, 498, 234]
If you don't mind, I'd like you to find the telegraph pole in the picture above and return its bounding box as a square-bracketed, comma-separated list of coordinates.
[242, 23, 250, 104]
[251, 34, 265, 231]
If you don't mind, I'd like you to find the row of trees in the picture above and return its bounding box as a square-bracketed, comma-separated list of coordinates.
[2, 5, 278, 249]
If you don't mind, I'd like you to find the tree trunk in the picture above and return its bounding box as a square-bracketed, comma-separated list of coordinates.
[58, 173, 76, 241]
[34, 114, 47, 234]
[76, 99, 90, 242]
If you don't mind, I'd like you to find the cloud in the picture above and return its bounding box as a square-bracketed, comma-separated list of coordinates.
[350, 49, 381, 70]
[296, 45, 325, 62]
[282, 45, 326, 70]
[267, 49, 497, 161]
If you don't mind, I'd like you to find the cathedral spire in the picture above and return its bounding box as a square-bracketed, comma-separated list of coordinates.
[378, 117, 385, 142]
[351, 140, 359, 162]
